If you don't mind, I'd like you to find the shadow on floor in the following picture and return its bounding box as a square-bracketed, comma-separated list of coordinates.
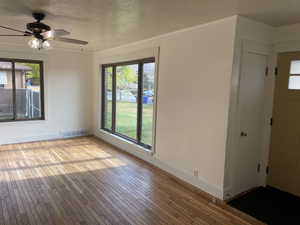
[228, 186, 300, 225]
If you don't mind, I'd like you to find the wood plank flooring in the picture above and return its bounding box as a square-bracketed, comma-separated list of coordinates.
[0, 137, 264, 225]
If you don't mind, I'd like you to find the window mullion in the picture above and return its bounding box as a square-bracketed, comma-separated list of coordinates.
[40, 62, 45, 120]
[112, 66, 117, 132]
[12, 61, 17, 120]
[101, 66, 106, 129]
[137, 63, 143, 143]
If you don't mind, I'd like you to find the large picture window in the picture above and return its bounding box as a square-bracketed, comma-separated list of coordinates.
[101, 58, 156, 150]
[0, 59, 44, 122]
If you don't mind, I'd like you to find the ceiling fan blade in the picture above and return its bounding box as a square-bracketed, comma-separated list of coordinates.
[0, 25, 31, 35]
[53, 37, 88, 45]
[44, 29, 70, 39]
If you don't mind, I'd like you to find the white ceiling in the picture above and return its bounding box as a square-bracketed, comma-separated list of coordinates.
[0, 0, 300, 50]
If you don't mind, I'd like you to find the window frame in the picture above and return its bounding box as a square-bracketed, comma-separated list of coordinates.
[288, 60, 300, 90]
[101, 57, 155, 150]
[0, 58, 45, 123]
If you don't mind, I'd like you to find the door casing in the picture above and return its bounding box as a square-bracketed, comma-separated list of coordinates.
[224, 40, 273, 199]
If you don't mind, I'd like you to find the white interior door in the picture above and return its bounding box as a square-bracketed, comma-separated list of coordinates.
[234, 51, 268, 195]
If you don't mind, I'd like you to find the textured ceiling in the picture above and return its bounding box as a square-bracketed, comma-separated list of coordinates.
[0, 0, 299, 50]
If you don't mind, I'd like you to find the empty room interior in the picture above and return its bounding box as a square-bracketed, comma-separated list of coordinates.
[1, 0, 300, 224]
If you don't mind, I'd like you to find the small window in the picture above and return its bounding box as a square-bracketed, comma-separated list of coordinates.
[0, 59, 44, 122]
[288, 76, 300, 90]
[142, 62, 155, 146]
[290, 60, 300, 74]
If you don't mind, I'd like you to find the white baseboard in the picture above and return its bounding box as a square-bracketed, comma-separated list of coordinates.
[223, 186, 233, 200]
[94, 129, 224, 199]
[0, 129, 91, 145]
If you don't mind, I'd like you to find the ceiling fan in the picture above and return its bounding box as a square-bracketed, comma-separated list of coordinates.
[0, 12, 88, 50]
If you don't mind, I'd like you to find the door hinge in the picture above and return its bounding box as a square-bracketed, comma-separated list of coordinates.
[265, 67, 269, 76]
[266, 166, 269, 174]
[270, 118, 273, 126]
[275, 67, 278, 76]
[257, 163, 261, 173]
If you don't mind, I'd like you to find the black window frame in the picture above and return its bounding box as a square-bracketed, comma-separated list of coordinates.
[101, 57, 155, 150]
[0, 58, 45, 122]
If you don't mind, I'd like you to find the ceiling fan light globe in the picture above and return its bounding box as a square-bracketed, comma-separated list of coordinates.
[28, 38, 41, 49]
[42, 40, 51, 49]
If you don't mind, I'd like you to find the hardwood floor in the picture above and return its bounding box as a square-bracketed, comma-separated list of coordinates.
[0, 136, 263, 225]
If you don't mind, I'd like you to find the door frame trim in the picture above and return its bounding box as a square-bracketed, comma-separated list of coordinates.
[224, 40, 273, 199]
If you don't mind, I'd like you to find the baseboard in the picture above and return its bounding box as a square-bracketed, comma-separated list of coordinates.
[223, 185, 233, 200]
[94, 129, 224, 199]
[0, 129, 91, 145]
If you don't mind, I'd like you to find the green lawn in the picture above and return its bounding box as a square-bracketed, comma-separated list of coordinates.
[105, 101, 153, 146]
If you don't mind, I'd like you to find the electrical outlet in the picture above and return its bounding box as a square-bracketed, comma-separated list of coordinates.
[212, 198, 217, 204]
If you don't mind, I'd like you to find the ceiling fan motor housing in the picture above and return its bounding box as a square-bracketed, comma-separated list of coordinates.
[26, 22, 51, 34]
[27, 12, 51, 37]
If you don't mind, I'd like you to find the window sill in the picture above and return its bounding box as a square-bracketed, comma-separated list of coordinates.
[98, 129, 154, 155]
[0, 119, 47, 126]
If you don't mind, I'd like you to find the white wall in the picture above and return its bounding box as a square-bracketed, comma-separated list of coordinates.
[0, 45, 93, 144]
[92, 16, 238, 199]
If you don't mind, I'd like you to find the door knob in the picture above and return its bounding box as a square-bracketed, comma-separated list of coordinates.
[240, 131, 248, 137]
